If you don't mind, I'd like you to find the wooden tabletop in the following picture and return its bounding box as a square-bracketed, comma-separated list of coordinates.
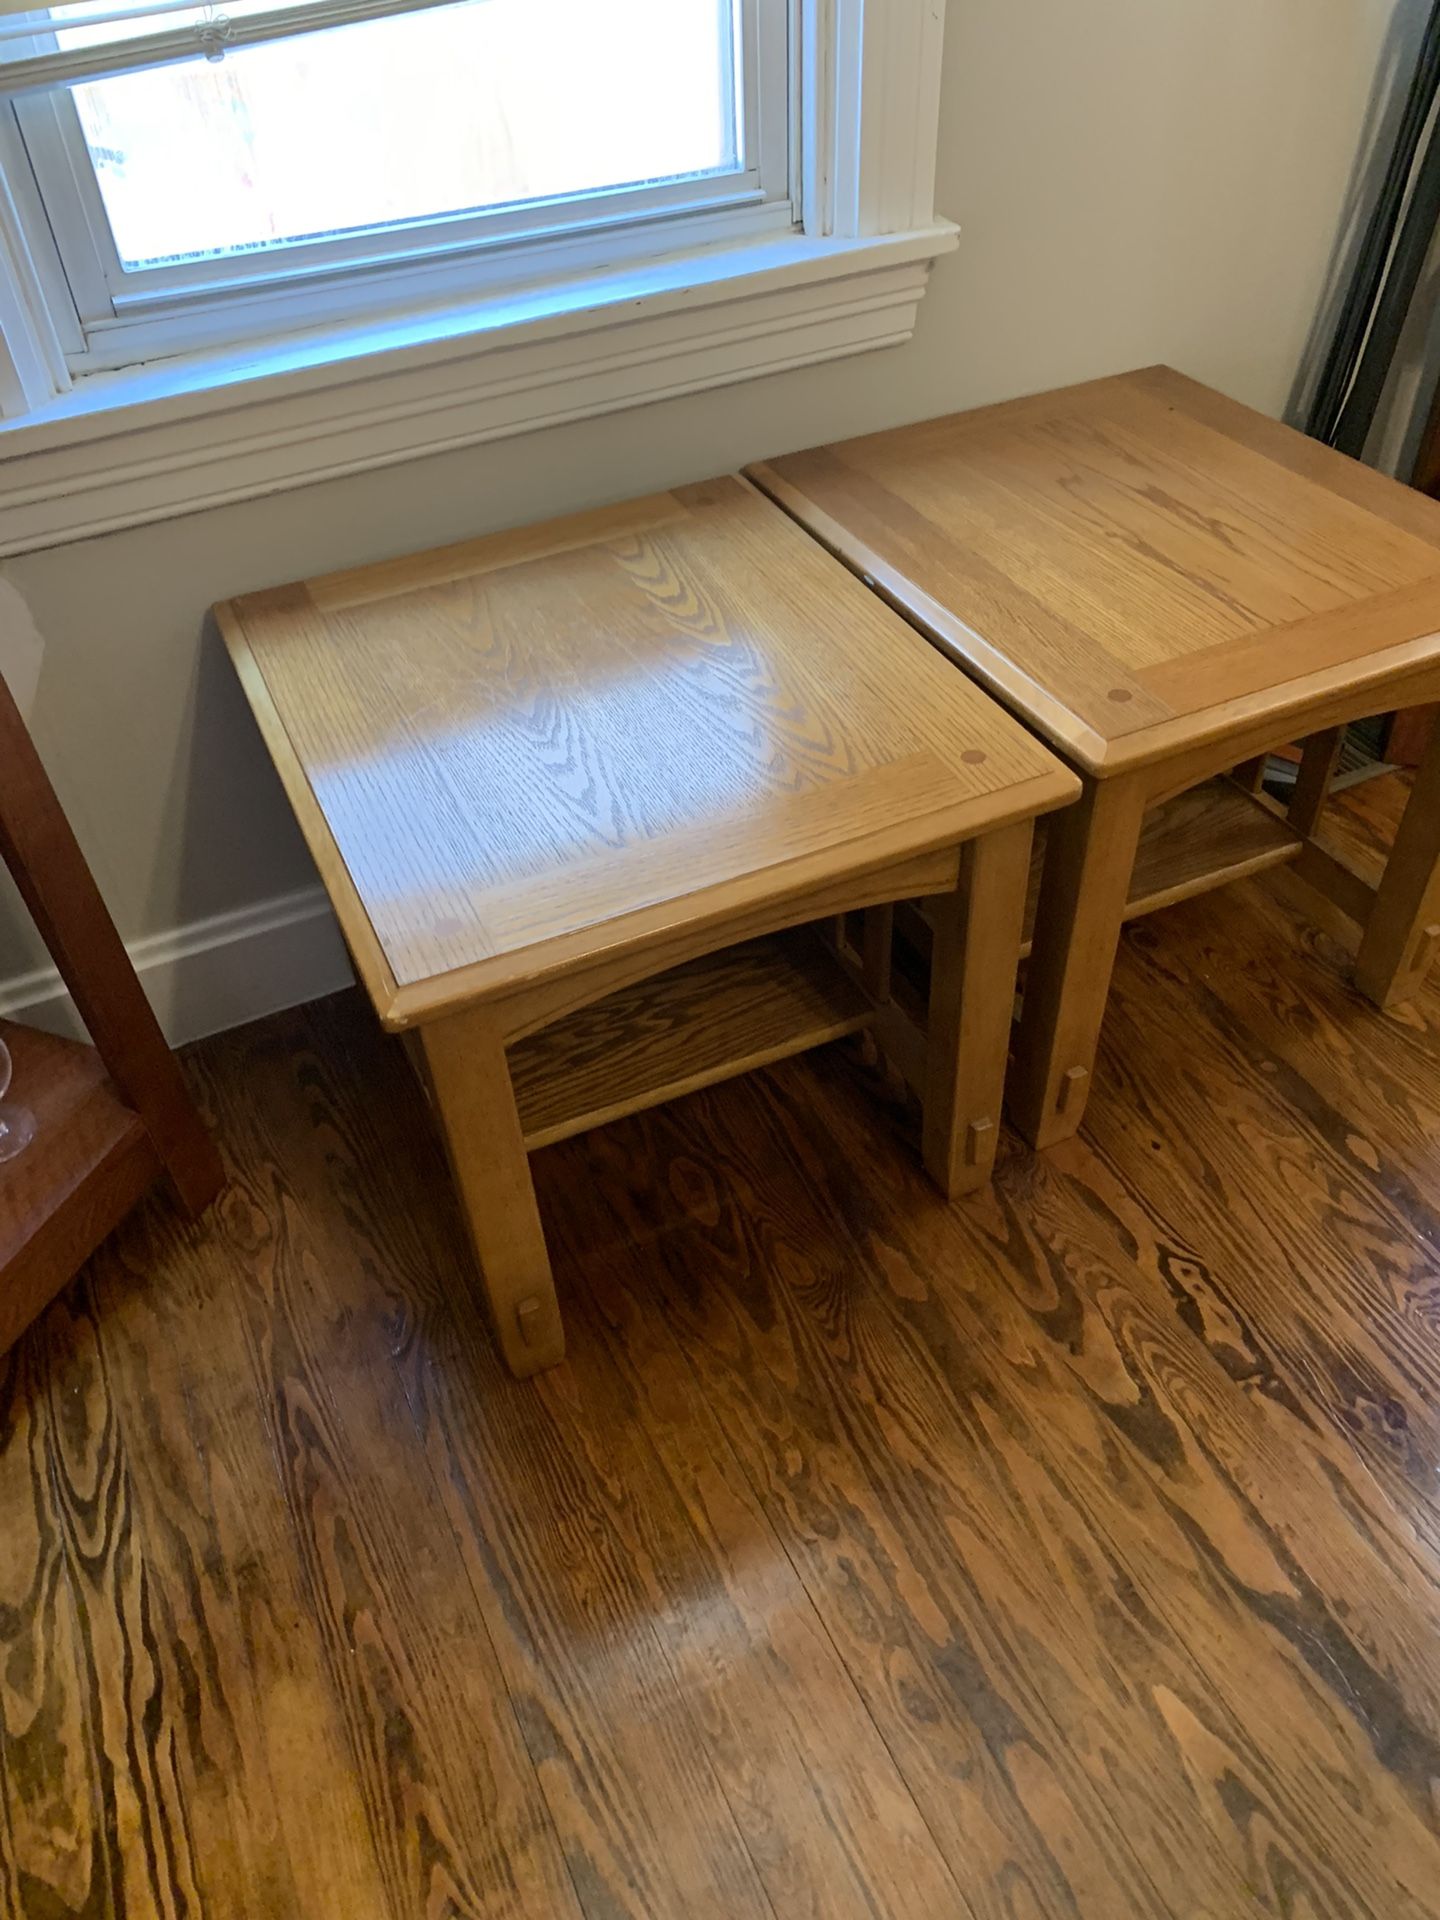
[748, 366, 1440, 776]
[218, 476, 1074, 1026]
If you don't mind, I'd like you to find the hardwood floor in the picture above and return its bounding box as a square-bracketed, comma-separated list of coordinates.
[5, 775, 1440, 1919]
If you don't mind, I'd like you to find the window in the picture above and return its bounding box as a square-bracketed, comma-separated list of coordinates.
[3, 0, 792, 366]
[0, 0, 953, 556]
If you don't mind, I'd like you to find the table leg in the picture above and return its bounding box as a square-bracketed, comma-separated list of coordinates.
[861, 902, 895, 1003]
[420, 1010, 565, 1378]
[1008, 773, 1147, 1150]
[1354, 720, 1440, 1008]
[1288, 726, 1344, 839]
[922, 821, 1032, 1198]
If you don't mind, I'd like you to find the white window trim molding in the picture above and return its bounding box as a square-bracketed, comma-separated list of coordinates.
[0, 0, 954, 557]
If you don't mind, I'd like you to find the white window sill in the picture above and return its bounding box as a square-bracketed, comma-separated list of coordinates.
[0, 222, 956, 557]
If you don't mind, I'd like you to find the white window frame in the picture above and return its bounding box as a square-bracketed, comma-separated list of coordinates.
[0, 0, 955, 556]
[11, 0, 794, 368]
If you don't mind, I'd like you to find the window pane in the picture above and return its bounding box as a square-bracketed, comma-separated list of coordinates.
[65, 0, 742, 270]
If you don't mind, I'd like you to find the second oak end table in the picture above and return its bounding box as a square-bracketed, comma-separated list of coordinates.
[751, 366, 1440, 1148]
[218, 476, 1077, 1375]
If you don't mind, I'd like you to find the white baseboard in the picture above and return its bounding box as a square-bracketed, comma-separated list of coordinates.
[0, 884, 354, 1047]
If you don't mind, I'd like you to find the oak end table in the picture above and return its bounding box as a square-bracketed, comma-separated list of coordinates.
[751, 366, 1440, 1149]
[218, 477, 1077, 1376]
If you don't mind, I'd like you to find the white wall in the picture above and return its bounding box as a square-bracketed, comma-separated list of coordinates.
[0, 0, 1416, 1035]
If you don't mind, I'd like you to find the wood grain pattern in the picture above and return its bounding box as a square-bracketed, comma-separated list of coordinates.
[6, 774, 1440, 1917]
[748, 366, 1440, 775]
[1163, 771, 1440, 1229]
[218, 475, 1074, 1021]
[608, 1078, 1440, 1918]
[1135, 576, 1440, 710]
[1085, 914, 1440, 1578]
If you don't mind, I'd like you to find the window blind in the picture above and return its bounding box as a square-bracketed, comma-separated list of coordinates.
[0, 0, 470, 94]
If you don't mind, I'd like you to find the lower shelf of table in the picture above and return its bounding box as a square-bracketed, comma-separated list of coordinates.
[890, 777, 1304, 970]
[1081, 775, 1306, 943]
[508, 926, 875, 1150]
[443, 779, 1301, 1157]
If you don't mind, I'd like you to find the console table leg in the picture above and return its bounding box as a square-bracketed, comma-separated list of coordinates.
[1009, 773, 1147, 1151]
[1355, 721, 1440, 1009]
[923, 821, 1032, 1198]
[420, 1012, 565, 1378]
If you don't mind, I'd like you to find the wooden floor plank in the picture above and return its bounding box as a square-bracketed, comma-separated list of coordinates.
[534, 1202, 975, 1920]
[0, 1333, 109, 1920]
[310, 1012, 791, 1920]
[1142, 858, 1440, 1240]
[39, 1211, 388, 1920]
[181, 1016, 585, 1920]
[36, 1278, 237, 1920]
[70, 1236, 352, 1920]
[340, 1007, 973, 1920]
[558, 1109, 1209, 1916]
[1085, 914, 1440, 1559]
[565, 1065, 1440, 1917]
[987, 1139, 1440, 1739]
[5, 774, 1440, 1919]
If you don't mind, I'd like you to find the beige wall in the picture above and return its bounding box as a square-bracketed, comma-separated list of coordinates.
[0, 0, 1412, 1008]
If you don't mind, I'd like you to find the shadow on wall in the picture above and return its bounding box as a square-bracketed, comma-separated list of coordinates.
[162, 613, 353, 1040]
[1289, 0, 1440, 473]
